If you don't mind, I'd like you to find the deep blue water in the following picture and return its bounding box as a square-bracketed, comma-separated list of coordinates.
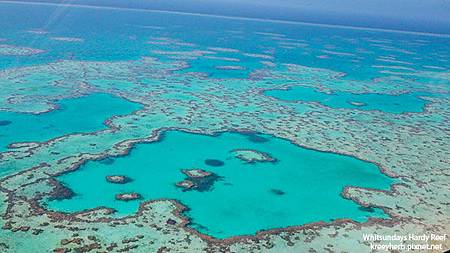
[4, 0, 450, 34]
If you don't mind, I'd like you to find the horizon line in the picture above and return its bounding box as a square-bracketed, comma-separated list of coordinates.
[1, 0, 450, 38]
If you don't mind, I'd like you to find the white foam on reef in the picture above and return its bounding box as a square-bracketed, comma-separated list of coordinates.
[277, 41, 309, 48]
[376, 57, 413, 65]
[243, 53, 274, 60]
[129, 24, 165, 30]
[147, 41, 170, 45]
[26, 29, 48, 35]
[204, 56, 240, 62]
[320, 50, 355, 57]
[50, 37, 84, 42]
[254, 31, 286, 37]
[422, 65, 446, 70]
[207, 47, 239, 53]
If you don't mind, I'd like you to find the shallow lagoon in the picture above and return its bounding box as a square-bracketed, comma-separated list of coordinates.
[0, 93, 141, 150]
[264, 86, 429, 114]
[48, 130, 394, 238]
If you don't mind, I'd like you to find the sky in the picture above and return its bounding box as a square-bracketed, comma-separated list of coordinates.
[4, 0, 450, 33]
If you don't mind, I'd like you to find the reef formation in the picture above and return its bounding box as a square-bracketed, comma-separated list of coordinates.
[0, 2, 448, 252]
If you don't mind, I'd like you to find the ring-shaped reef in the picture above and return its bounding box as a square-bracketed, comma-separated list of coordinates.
[46, 130, 394, 239]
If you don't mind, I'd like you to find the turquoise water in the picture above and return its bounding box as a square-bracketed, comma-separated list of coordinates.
[265, 86, 430, 113]
[1, 2, 449, 81]
[47, 131, 394, 238]
[0, 93, 141, 150]
[0, 0, 447, 242]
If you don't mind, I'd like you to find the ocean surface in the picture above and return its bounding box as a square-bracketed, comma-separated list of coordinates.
[0, 1, 448, 240]
[1, 2, 449, 79]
